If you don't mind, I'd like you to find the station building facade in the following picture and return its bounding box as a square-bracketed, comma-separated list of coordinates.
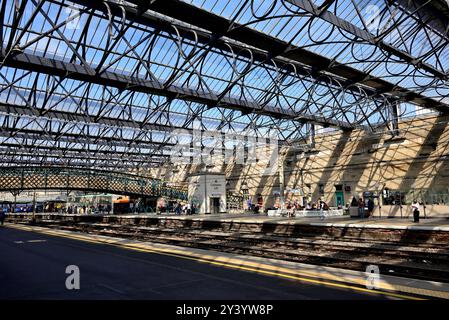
[152, 113, 449, 217]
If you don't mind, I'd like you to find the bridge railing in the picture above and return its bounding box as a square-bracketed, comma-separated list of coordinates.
[0, 166, 187, 200]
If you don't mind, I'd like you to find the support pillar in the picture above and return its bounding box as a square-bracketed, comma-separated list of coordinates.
[279, 154, 285, 210]
[32, 190, 36, 224]
[66, 190, 71, 214]
[390, 103, 400, 136]
[10, 190, 20, 213]
[309, 123, 316, 148]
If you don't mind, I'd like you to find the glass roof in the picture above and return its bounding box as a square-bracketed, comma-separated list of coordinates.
[0, 0, 448, 170]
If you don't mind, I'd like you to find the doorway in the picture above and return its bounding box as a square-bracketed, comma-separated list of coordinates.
[210, 197, 220, 214]
[335, 191, 344, 207]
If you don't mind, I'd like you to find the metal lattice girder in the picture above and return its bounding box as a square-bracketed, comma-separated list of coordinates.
[0, 147, 167, 165]
[0, 112, 177, 150]
[0, 158, 156, 169]
[0, 62, 312, 161]
[387, 0, 449, 39]
[66, 0, 387, 96]
[0, 125, 176, 151]
[0, 82, 288, 142]
[0, 68, 310, 131]
[141, 0, 449, 111]
[0, 166, 188, 200]
[0, 50, 364, 130]
[57, 0, 399, 130]
[285, 0, 447, 78]
[0, 0, 448, 175]
[0, 102, 187, 134]
[0, 152, 164, 170]
[0, 127, 172, 157]
[0, 102, 303, 143]
[0, 143, 169, 163]
[0, 108, 174, 166]
[0, 133, 173, 155]
[0, 0, 386, 131]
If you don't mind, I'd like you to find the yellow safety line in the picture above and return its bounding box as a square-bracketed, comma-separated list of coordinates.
[7, 223, 442, 300]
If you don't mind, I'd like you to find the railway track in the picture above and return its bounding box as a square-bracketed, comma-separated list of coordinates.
[13, 219, 449, 283]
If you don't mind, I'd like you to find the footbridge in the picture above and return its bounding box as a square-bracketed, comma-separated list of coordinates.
[0, 167, 187, 200]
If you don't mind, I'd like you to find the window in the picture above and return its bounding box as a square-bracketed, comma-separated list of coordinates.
[319, 184, 324, 195]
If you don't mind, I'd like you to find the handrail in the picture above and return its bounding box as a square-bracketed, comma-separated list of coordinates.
[0, 166, 187, 200]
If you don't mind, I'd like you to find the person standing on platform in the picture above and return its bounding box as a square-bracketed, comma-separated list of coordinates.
[412, 200, 420, 223]
[319, 199, 325, 220]
[358, 198, 365, 219]
[175, 203, 182, 215]
[0, 209, 5, 226]
[187, 202, 191, 215]
[367, 198, 375, 218]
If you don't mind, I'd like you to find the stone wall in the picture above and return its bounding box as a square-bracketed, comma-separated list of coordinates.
[149, 114, 449, 212]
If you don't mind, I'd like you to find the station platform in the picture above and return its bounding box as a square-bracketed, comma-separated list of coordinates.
[5, 212, 449, 286]
[6, 212, 449, 246]
[8, 212, 449, 232]
[123, 213, 449, 232]
[3, 223, 449, 299]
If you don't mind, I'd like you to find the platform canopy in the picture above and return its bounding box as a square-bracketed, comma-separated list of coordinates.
[0, 0, 448, 171]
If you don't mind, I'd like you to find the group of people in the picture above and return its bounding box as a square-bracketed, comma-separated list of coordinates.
[355, 197, 421, 222]
[357, 197, 375, 219]
[285, 197, 378, 220]
[283, 199, 330, 211]
[174, 202, 196, 215]
[283, 199, 330, 220]
[307, 200, 330, 211]
[66, 205, 112, 215]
